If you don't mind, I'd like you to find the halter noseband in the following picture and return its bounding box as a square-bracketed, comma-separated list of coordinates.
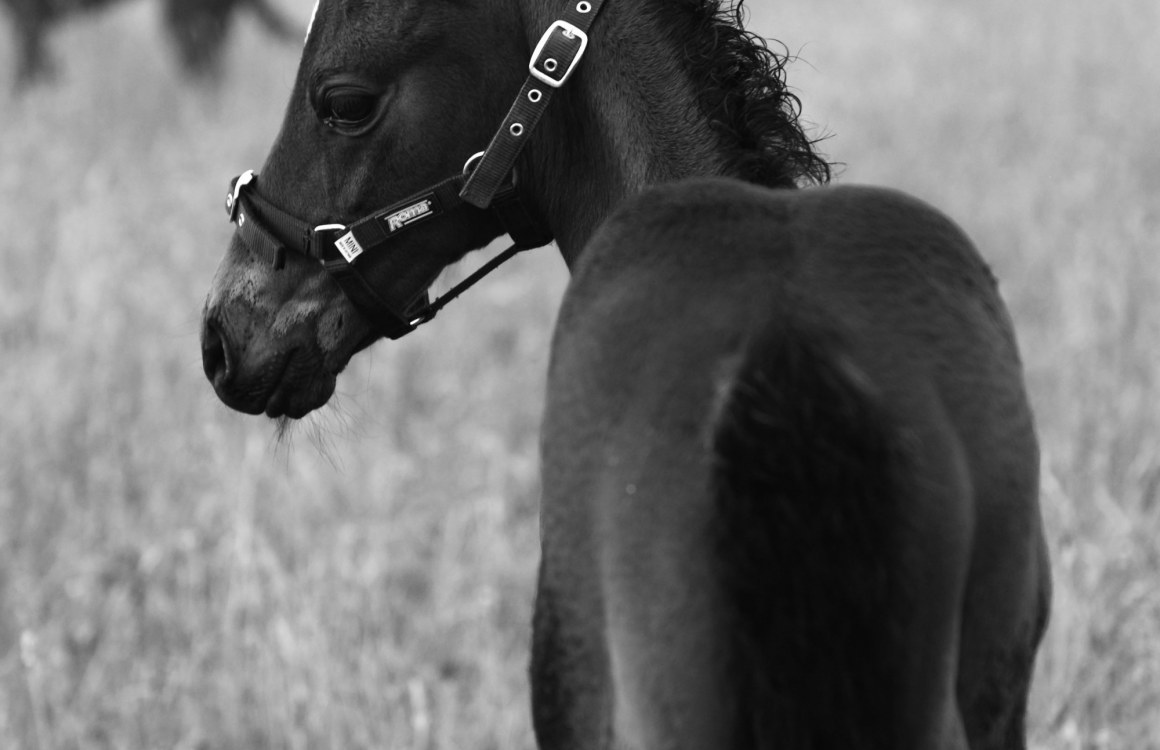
[224, 0, 608, 339]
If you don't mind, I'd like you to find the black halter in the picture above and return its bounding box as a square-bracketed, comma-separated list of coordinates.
[225, 0, 608, 339]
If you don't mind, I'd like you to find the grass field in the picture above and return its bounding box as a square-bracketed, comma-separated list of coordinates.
[1, 0, 1157, 747]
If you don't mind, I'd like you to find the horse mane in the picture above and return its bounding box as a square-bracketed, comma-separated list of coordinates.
[658, 0, 831, 188]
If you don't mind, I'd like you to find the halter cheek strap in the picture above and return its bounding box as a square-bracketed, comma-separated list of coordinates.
[223, 0, 608, 339]
[461, 0, 608, 207]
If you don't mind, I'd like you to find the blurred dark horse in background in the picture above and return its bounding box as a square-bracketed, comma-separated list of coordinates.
[201, 0, 1051, 747]
[1, 0, 298, 88]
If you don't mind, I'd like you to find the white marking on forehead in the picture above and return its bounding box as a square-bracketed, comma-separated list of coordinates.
[305, 0, 321, 43]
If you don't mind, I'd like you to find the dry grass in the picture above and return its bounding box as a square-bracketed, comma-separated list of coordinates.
[0, 0, 1156, 747]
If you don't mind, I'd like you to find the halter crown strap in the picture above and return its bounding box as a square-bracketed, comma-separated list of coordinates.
[460, 0, 609, 208]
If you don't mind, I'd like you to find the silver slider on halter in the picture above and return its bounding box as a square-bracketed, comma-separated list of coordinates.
[529, 20, 588, 88]
[313, 223, 350, 264]
[226, 169, 255, 222]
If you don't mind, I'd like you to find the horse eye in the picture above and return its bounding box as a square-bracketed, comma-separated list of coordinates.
[320, 88, 377, 126]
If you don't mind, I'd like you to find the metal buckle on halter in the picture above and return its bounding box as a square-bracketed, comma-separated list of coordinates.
[226, 169, 255, 222]
[529, 20, 588, 88]
[407, 300, 437, 328]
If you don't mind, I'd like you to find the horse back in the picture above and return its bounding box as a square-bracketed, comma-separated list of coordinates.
[536, 178, 1046, 749]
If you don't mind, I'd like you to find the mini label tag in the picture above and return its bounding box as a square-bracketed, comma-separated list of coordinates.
[335, 232, 364, 263]
[384, 198, 435, 234]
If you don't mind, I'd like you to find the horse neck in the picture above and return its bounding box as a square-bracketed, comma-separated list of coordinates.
[522, 1, 732, 268]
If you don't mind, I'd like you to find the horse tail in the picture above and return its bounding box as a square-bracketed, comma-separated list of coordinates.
[711, 305, 908, 750]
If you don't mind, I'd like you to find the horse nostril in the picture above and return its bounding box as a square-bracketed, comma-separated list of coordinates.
[201, 319, 232, 384]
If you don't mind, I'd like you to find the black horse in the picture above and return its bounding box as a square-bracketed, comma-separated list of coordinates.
[201, 1, 1051, 747]
[1, 0, 298, 87]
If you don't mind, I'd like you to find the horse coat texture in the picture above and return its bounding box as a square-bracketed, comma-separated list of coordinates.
[536, 178, 1048, 749]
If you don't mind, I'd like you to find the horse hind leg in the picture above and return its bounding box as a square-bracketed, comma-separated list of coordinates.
[11, 9, 54, 88]
[161, 0, 229, 80]
[958, 520, 1052, 749]
[529, 557, 615, 750]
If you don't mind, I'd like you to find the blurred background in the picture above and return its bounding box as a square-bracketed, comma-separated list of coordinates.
[0, 0, 1156, 747]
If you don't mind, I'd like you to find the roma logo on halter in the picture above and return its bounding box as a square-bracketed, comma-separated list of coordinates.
[384, 198, 436, 233]
[333, 194, 441, 263]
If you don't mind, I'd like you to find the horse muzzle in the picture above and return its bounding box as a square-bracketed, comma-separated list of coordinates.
[201, 314, 336, 419]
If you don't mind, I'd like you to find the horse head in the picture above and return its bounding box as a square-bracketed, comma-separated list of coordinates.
[201, 0, 532, 418]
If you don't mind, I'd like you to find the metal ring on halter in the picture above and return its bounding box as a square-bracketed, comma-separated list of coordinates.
[577, 1, 592, 12]
[462, 151, 486, 175]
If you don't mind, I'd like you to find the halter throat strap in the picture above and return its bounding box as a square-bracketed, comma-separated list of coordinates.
[223, 0, 609, 339]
